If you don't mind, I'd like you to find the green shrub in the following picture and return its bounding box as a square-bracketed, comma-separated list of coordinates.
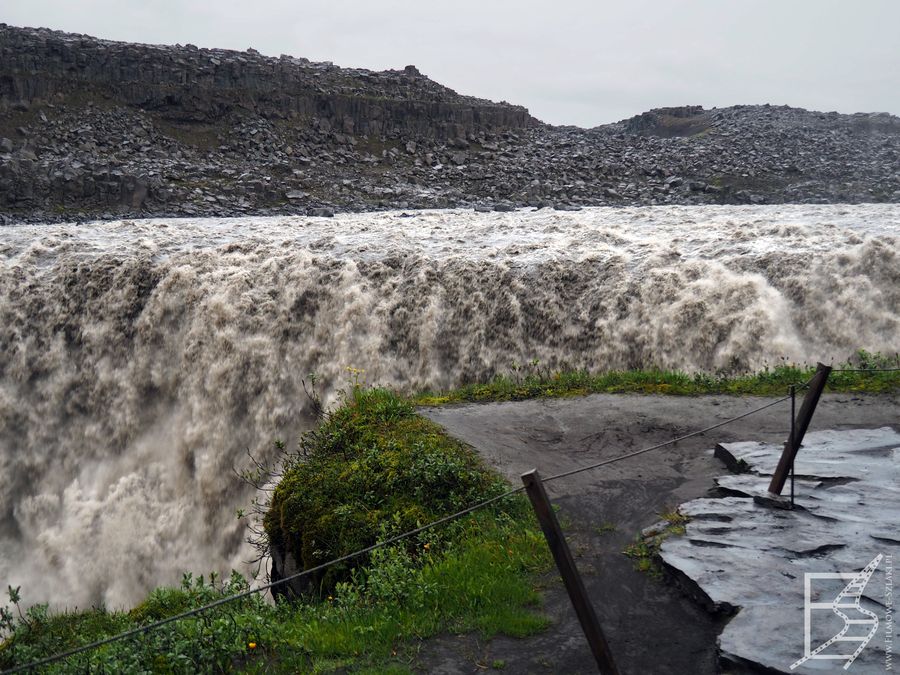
[0, 573, 270, 673]
[263, 386, 512, 594]
[1, 384, 550, 673]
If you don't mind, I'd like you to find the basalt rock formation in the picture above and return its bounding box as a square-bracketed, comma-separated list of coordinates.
[1, 23, 899, 222]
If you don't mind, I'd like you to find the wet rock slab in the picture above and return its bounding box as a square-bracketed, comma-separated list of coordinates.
[660, 428, 900, 673]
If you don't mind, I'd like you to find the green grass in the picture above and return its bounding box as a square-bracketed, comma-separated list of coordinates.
[622, 539, 663, 579]
[3, 351, 896, 671]
[1, 388, 550, 674]
[594, 522, 617, 535]
[0, 515, 549, 673]
[263, 386, 521, 592]
[415, 352, 900, 406]
[623, 507, 691, 580]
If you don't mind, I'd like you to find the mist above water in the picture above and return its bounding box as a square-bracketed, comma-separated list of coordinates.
[1, 204, 897, 609]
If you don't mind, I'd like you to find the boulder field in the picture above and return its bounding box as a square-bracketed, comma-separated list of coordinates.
[2, 24, 899, 223]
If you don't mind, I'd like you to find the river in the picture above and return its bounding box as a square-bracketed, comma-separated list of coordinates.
[1, 204, 897, 608]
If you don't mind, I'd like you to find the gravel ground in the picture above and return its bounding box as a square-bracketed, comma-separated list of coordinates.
[416, 392, 900, 674]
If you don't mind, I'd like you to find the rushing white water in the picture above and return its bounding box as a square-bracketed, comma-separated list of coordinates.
[1, 204, 898, 609]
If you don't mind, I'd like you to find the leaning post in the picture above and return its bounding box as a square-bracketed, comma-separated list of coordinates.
[768, 363, 832, 495]
[521, 469, 619, 674]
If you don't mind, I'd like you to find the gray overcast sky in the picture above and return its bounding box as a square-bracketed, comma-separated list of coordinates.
[3, 0, 899, 127]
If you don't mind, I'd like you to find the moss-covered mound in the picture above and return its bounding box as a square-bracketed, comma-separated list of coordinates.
[2, 388, 547, 673]
[263, 387, 510, 594]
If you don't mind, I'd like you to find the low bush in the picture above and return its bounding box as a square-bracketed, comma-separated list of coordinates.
[263, 386, 516, 594]
[1, 387, 549, 673]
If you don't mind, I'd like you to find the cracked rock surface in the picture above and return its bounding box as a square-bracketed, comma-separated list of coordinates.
[661, 428, 900, 673]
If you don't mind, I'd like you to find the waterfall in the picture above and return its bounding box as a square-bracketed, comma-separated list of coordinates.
[1, 204, 897, 608]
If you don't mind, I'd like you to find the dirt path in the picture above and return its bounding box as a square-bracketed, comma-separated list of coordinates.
[415, 392, 899, 674]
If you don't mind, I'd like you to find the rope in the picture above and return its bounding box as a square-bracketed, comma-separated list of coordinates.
[793, 374, 815, 392]
[831, 367, 900, 373]
[541, 394, 791, 484]
[4, 390, 797, 673]
[1, 486, 523, 675]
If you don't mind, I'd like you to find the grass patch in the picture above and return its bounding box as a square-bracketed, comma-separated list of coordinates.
[1, 387, 550, 673]
[594, 522, 618, 535]
[3, 352, 896, 671]
[263, 386, 518, 593]
[623, 508, 690, 580]
[415, 352, 900, 406]
[0, 516, 548, 673]
[622, 539, 663, 579]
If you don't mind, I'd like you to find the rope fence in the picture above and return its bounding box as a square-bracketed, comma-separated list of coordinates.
[0, 378, 827, 674]
[1, 486, 524, 675]
[541, 394, 792, 484]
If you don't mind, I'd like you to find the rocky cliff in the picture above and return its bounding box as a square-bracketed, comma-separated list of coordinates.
[1, 24, 899, 221]
[0, 24, 533, 134]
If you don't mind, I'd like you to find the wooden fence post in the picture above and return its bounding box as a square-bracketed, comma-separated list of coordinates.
[768, 363, 832, 495]
[521, 469, 619, 674]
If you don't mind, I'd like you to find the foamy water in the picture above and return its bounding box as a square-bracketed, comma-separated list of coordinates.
[1, 204, 898, 608]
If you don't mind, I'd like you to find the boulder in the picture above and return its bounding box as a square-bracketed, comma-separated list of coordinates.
[307, 206, 335, 217]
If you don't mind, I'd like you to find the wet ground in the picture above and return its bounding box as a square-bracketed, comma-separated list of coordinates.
[665, 428, 900, 673]
[416, 392, 899, 674]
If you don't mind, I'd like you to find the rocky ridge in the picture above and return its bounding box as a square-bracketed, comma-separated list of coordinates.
[2, 24, 899, 222]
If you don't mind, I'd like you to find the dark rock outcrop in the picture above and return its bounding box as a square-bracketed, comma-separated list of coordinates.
[2, 24, 899, 222]
[0, 24, 532, 137]
[623, 105, 711, 137]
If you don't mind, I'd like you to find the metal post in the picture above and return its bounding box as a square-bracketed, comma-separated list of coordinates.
[521, 469, 619, 674]
[768, 363, 832, 495]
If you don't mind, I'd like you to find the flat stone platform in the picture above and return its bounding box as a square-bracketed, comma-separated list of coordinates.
[418, 393, 898, 673]
[661, 427, 900, 673]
